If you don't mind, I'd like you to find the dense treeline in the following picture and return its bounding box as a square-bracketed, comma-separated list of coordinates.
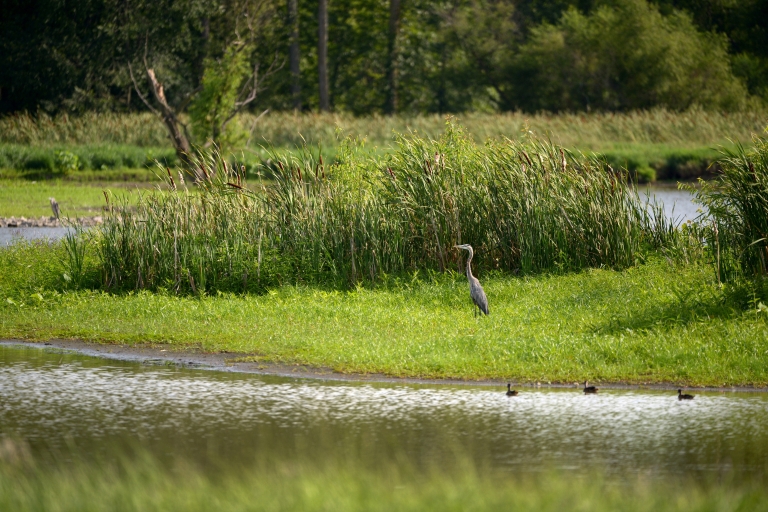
[0, 0, 766, 115]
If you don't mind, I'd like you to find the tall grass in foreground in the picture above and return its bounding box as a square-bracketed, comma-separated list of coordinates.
[95, 124, 670, 293]
[694, 138, 768, 285]
[1, 449, 766, 512]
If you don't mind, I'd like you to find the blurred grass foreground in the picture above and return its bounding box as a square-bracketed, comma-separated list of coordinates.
[1, 441, 767, 512]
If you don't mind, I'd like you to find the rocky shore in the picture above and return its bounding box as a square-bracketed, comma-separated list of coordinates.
[0, 216, 103, 228]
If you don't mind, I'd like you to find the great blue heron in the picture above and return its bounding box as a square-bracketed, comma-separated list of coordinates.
[677, 389, 694, 400]
[453, 244, 489, 316]
[583, 381, 598, 394]
[49, 197, 60, 220]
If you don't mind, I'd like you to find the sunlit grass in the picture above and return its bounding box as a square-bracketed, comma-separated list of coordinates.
[2, 238, 766, 386]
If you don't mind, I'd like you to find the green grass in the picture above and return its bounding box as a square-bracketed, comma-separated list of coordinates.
[0, 180, 153, 218]
[2, 452, 767, 512]
[2, 238, 766, 386]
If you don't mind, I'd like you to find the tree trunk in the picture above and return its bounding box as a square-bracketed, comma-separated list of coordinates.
[146, 69, 195, 175]
[288, 0, 301, 111]
[385, 0, 402, 115]
[318, 0, 330, 111]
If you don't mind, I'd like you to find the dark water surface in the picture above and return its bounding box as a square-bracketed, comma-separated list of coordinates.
[2, 344, 766, 478]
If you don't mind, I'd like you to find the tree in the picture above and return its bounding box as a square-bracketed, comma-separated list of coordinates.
[288, 0, 302, 110]
[384, 0, 403, 114]
[318, 0, 330, 111]
[511, 0, 748, 111]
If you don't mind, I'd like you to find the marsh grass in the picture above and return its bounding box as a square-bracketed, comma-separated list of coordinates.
[94, 124, 671, 294]
[692, 138, 768, 288]
[2, 109, 764, 148]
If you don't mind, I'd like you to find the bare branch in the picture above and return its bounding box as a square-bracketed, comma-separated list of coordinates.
[128, 63, 160, 115]
[246, 109, 270, 147]
[220, 55, 281, 135]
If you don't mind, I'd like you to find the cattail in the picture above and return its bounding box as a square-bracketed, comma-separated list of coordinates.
[166, 167, 176, 190]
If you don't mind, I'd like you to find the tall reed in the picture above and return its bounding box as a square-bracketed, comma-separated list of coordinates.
[694, 137, 768, 282]
[97, 124, 668, 293]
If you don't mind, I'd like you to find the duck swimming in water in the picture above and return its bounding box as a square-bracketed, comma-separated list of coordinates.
[678, 389, 694, 400]
[583, 381, 598, 394]
[506, 383, 518, 396]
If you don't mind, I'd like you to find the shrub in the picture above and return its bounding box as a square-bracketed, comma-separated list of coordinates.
[513, 0, 748, 111]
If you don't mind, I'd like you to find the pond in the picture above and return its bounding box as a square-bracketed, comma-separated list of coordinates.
[1, 343, 766, 480]
[642, 183, 703, 223]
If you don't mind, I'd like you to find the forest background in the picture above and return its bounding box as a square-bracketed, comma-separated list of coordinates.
[2, 0, 767, 119]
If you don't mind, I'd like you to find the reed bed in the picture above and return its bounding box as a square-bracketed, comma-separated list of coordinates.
[95, 124, 669, 293]
[693, 137, 768, 283]
[1, 109, 764, 148]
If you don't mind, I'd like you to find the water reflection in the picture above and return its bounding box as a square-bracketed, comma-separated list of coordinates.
[1, 344, 766, 478]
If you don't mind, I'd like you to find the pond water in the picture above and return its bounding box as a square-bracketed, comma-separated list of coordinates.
[0, 227, 74, 246]
[1, 344, 766, 479]
[642, 184, 703, 223]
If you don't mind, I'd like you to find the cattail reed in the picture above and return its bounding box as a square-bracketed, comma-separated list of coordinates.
[95, 123, 671, 294]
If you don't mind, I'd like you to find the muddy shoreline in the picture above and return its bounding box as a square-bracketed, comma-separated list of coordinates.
[3, 338, 766, 392]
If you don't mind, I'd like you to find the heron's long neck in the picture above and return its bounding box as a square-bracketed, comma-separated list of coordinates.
[465, 249, 474, 280]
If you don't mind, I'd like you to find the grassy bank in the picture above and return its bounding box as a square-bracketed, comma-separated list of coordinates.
[2, 238, 766, 385]
[2, 451, 766, 512]
[0, 180, 153, 218]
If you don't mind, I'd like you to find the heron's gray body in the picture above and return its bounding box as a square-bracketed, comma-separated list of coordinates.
[454, 244, 489, 316]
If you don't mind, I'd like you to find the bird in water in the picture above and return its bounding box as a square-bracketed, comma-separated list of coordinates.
[506, 383, 518, 396]
[678, 389, 694, 400]
[453, 244, 489, 317]
[583, 381, 598, 394]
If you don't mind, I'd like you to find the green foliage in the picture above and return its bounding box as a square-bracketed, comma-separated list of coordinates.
[53, 150, 80, 175]
[0, 144, 176, 172]
[513, 0, 748, 111]
[1, 0, 766, 116]
[188, 42, 254, 149]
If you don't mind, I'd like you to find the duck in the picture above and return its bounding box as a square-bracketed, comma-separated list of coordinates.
[678, 389, 694, 400]
[583, 381, 598, 394]
[506, 383, 518, 396]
